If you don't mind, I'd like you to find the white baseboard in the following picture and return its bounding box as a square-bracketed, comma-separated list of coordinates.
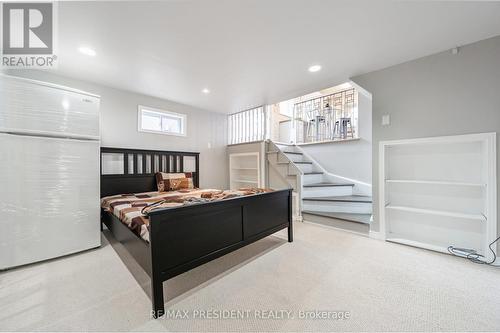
[369, 231, 385, 240]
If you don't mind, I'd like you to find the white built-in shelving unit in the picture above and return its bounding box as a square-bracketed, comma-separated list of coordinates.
[229, 152, 261, 189]
[379, 133, 497, 261]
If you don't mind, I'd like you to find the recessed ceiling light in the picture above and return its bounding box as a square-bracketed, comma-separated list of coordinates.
[202, 88, 210, 94]
[308, 65, 322, 73]
[79, 46, 96, 57]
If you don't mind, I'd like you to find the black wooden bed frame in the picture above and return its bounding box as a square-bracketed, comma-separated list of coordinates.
[100, 147, 293, 318]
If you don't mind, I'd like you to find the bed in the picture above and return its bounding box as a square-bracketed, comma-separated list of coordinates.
[100, 147, 293, 318]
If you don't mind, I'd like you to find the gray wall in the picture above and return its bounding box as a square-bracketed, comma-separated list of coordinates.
[299, 91, 372, 185]
[352, 36, 500, 252]
[3, 70, 228, 189]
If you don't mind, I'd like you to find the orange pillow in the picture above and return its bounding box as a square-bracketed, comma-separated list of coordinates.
[155, 172, 194, 192]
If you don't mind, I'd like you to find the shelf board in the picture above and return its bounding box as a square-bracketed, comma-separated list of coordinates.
[386, 237, 449, 254]
[385, 205, 486, 221]
[232, 179, 258, 184]
[231, 167, 258, 170]
[385, 179, 486, 187]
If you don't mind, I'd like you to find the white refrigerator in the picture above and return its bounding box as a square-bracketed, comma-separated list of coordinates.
[0, 75, 101, 270]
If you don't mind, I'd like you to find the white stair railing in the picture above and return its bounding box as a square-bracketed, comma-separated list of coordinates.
[266, 140, 303, 218]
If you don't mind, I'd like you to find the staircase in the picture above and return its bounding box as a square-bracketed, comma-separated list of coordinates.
[267, 141, 372, 235]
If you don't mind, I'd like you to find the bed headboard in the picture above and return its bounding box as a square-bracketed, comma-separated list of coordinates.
[100, 147, 200, 197]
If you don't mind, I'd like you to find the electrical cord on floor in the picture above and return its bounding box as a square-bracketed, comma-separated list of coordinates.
[448, 235, 500, 266]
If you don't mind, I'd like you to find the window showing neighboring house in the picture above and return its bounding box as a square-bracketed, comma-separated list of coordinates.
[228, 106, 269, 145]
[138, 105, 186, 136]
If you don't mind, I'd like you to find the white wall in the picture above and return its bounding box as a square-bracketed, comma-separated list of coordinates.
[352, 35, 500, 253]
[227, 141, 266, 189]
[3, 70, 228, 189]
[298, 91, 373, 185]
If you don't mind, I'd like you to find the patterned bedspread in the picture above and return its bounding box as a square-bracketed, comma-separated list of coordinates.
[101, 188, 272, 242]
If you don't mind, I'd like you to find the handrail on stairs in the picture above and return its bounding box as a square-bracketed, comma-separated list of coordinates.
[266, 140, 303, 218]
[266, 140, 303, 177]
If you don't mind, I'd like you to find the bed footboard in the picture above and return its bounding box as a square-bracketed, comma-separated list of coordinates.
[148, 189, 292, 317]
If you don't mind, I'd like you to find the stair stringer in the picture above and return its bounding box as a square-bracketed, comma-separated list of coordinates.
[266, 141, 303, 220]
[294, 145, 372, 196]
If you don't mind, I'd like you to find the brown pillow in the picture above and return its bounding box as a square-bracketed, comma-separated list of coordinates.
[156, 172, 194, 192]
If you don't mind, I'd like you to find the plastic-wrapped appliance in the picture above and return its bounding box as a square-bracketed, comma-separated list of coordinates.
[0, 74, 101, 269]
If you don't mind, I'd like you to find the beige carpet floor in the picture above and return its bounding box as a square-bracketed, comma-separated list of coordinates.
[1, 222, 499, 332]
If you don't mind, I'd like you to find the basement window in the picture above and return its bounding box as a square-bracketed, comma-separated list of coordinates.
[138, 105, 186, 136]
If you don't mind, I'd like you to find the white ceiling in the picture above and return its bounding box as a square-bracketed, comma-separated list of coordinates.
[55, 0, 500, 113]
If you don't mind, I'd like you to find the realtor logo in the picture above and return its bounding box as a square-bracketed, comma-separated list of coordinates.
[1, 2, 57, 68]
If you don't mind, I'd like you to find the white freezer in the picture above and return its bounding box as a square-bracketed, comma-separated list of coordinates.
[0, 75, 100, 139]
[0, 133, 100, 269]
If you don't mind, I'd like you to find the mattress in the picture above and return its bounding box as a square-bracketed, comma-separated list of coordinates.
[101, 188, 272, 242]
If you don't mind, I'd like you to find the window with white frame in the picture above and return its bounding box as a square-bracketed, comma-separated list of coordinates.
[138, 105, 186, 136]
[228, 106, 269, 145]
